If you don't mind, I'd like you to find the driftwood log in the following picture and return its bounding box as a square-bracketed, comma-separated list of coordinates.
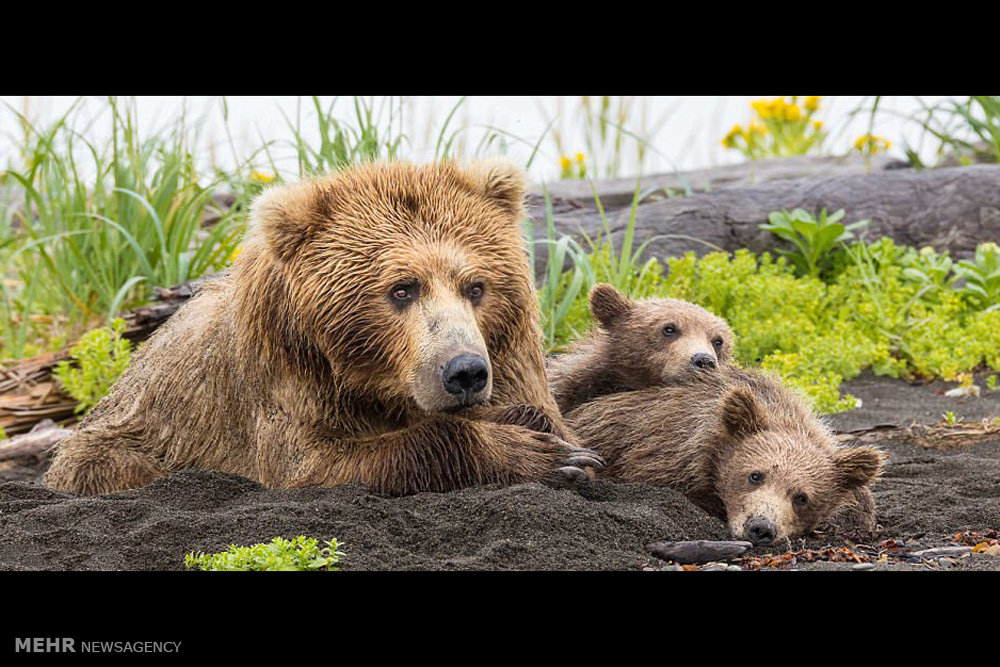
[0, 277, 210, 437]
[527, 162, 1000, 274]
[0, 419, 73, 462]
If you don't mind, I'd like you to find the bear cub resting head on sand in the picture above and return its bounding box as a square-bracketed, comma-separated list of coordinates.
[548, 284, 733, 413]
[566, 366, 885, 545]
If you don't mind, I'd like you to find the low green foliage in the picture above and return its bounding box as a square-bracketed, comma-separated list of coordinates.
[954, 242, 1000, 310]
[759, 208, 869, 279]
[543, 233, 1000, 414]
[53, 318, 132, 414]
[184, 536, 344, 572]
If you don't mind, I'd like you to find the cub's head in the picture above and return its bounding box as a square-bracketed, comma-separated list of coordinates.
[589, 284, 733, 385]
[711, 386, 884, 545]
[241, 159, 535, 412]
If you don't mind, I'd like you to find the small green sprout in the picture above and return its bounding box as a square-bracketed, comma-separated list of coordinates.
[53, 318, 133, 414]
[942, 411, 960, 426]
[184, 536, 344, 571]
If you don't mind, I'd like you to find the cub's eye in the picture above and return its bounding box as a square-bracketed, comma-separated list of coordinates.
[713, 337, 724, 349]
[748, 471, 765, 485]
[467, 283, 485, 303]
[390, 282, 419, 303]
[793, 493, 809, 507]
[662, 324, 678, 337]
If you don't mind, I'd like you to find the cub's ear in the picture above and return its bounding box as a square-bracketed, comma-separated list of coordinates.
[248, 180, 321, 263]
[589, 284, 633, 328]
[834, 446, 885, 491]
[462, 158, 526, 215]
[720, 386, 767, 440]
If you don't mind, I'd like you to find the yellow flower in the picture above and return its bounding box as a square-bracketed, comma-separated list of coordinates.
[812, 120, 823, 130]
[560, 155, 572, 170]
[229, 246, 243, 263]
[250, 171, 275, 182]
[805, 96, 821, 112]
[575, 152, 586, 163]
[854, 134, 891, 154]
[784, 104, 802, 121]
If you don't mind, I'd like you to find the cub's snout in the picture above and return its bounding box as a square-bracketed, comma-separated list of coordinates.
[744, 516, 778, 545]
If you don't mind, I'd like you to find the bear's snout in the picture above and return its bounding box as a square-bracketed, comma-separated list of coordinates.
[691, 352, 717, 370]
[745, 517, 777, 545]
[441, 354, 490, 403]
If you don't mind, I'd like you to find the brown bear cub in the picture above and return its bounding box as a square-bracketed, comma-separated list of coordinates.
[565, 367, 884, 545]
[547, 284, 734, 414]
[45, 159, 603, 497]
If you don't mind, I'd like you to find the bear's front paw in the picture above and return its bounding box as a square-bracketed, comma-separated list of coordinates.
[525, 431, 604, 486]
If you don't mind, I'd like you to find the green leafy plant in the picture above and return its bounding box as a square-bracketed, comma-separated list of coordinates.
[987, 374, 998, 392]
[942, 411, 959, 426]
[53, 318, 132, 414]
[954, 242, 1000, 310]
[899, 245, 957, 294]
[184, 536, 344, 572]
[760, 208, 870, 279]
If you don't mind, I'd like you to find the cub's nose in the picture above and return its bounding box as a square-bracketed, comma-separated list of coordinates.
[746, 518, 777, 545]
[441, 354, 489, 399]
[691, 352, 717, 369]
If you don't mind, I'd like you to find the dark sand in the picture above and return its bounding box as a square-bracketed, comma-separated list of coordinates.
[0, 376, 997, 571]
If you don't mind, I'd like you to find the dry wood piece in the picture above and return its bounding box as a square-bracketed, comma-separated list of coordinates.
[527, 164, 1000, 273]
[0, 418, 73, 461]
[910, 546, 974, 559]
[647, 539, 753, 564]
[0, 276, 212, 436]
[529, 155, 906, 208]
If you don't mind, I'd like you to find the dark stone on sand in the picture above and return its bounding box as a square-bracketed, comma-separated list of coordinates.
[646, 539, 752, 564]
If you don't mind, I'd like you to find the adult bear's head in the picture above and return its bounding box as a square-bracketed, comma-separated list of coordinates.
[238, 160, 537, 413]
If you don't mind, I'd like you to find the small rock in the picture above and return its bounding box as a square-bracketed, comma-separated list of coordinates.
[726, 565, 742, 572]
[938, 557, 958, 568]
[646, 539, 753, 565]
[852, 562, 876, 570]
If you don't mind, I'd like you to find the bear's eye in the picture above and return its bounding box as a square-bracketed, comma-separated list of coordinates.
[390, 282, 419, 304]
[662, 324, 678, 337]
[793, 493, 809, 507]
[748, 471, 765, 485]
[467, 282, 485, 304]
[713, 337, 724, 349]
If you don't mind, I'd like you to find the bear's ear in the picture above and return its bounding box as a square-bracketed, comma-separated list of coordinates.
[590, 284, 633, 328]
[462, 158, 527, 215]
[720, 386, 767, 440]
[834, 446, 885, 490]
[248, 180, 320, 263]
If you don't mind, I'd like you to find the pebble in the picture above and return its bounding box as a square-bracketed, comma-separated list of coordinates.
[852, 562, 876, 570]
[726, 565, 742, 572]
[938, 557, 958, 568]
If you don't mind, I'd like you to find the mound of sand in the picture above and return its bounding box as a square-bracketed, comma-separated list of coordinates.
[1, 432, 998, 571]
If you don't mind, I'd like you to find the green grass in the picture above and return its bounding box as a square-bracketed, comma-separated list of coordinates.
[184, 536, 343, 572]
[0, 97, 245, 360]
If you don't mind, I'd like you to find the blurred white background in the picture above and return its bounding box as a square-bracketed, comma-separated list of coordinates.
[0, 96, 956, 182]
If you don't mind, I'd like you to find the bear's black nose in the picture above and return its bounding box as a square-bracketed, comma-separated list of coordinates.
[441, 354, 489, 399]
[691, 353, 717, 369]
[746, 518, 777, 545]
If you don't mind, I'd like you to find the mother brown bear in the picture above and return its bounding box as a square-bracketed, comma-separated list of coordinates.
[45, 160, 602, 496]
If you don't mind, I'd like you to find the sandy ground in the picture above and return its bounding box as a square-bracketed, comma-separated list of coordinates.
[0, 376, 997, 571]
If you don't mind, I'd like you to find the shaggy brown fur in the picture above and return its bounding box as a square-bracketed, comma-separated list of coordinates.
[565, 366, 884, 544]
[548, 284, 733, 414]
[45, 160, 603, 497]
